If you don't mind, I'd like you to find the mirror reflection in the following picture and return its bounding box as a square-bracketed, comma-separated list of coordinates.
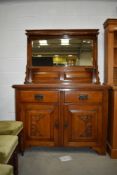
[32, 37, 93, 66]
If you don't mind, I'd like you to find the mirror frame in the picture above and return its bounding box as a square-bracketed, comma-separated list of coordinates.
[25, 29, 99, 83]
[26, 29, 98, 67]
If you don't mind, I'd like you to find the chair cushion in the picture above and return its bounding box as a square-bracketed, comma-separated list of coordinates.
[0, 164, 13, 175]
[0, 135, 18, 163]
[0, 121, 23, 135]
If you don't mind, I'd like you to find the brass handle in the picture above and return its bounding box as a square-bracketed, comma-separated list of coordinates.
[79, 94, 88, 100]
[35, 94, 44, 101]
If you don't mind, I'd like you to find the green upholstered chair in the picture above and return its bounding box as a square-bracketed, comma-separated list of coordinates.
[0, 135, 18, 175]
[0, 164, 13, 175]
[0, 121, 23, 154]
[0, 135, 18, 164]
[0, 121, 23, 136]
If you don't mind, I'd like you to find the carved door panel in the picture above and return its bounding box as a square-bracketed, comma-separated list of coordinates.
[21, 103, 59, 147]
[63, 105, 102, 147]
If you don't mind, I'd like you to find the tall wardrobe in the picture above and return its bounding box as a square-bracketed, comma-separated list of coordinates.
[104, 19, 117, 158]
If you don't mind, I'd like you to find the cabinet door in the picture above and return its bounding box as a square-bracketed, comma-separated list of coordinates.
[63, 105, 102, 147]
[21, 103, 59, 148]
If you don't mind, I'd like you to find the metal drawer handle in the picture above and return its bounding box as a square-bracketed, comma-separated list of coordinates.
[79, 94, 88, 100]
[35, 94, 44, 101]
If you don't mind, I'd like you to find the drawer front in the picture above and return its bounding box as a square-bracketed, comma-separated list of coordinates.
[64, 91, 103, 104]
[20, 91, 59, 102]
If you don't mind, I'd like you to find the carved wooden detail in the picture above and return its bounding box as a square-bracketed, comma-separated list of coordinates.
[31, 114, 45, 137]
[27, 107, 54, 139]
[79, 115, 92, 138]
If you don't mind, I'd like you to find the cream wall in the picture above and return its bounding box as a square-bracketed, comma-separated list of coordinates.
[0, 0, 117, 120]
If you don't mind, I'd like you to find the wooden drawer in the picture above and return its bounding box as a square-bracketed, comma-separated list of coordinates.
[64, 91, 103, 104]
[19, 90, 59, 102]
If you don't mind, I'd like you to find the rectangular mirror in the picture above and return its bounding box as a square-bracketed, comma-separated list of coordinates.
[32, 37, 93, 66]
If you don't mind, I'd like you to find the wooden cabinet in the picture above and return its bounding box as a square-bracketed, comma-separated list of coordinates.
[107, 87, 117, 158]
[21, 103, 59, 147]
[13, 29, 109, 155]
[63, 89, 108, 154]
[104, 19, 117, 158]
[16, 90, 59, 149]
[63, 91, 103, 148]
[13, 85, 108, 155]
[64, 105, 98, 143]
